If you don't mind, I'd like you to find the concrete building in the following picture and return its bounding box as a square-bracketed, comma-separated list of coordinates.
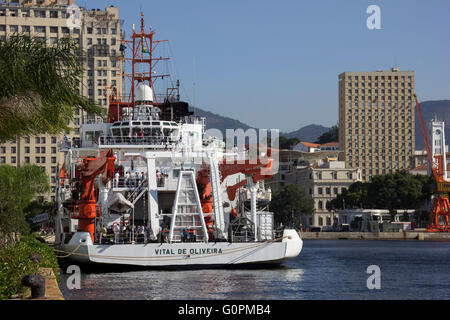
[293, 141, 321, 153]
[277, 149, 342, 186]
[411, 149, 450, 178]
[337, 209, 416, 232]
[320, 142, 339, 151]
[284, 158, 361, 228]
[1, 0, 75, 6]
[0, 0, 124, 200]
[338, 68, 415, 181]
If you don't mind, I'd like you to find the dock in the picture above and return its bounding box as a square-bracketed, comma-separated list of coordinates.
[299, 231, 450, 241]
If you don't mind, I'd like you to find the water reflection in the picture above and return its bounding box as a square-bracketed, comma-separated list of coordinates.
[59, 240, 450, 300]
[60, 266, 307, 300]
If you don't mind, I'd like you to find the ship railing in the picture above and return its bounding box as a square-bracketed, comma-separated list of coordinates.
[70, 204, 102, 219]
[180, 116, 206, 126]
[125, 178, 148, 204]
[112, 175, 166, 189]
[57, 137, 82, 151]
[99, 135, 176, 147]
[83, 117, 104, 125]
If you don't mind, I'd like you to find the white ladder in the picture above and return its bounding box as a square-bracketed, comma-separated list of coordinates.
[209, 156, 226, 239]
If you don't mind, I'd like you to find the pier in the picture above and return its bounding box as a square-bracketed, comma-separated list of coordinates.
[299, 231, 450, 241]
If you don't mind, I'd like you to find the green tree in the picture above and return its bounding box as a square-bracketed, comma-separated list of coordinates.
[0, 165, 49, 243]
[327, 171, 433, 216]
[315, 125, 338, 144]
[24, 200, 55, 233]
[270, 184, 314, 227]
[0, 35, 104, 142]
[279, 136, 301, 150]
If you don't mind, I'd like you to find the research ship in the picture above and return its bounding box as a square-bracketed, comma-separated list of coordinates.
[53, 15, 302, 268]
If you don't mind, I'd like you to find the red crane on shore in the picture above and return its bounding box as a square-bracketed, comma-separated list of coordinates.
[414, 94, 450, 232]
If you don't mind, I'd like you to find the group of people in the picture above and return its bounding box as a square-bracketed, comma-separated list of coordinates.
[107, 223, 153, 244]
[113, 170, 147, 188]
[100, 222, 172, 244]
[63, 135, 72, 149]
[113, 169, 169, 189]
[127, 130, 146, 144]
[156, 170, 167, 187]
[62, 135, 81, 149]
[182, 228, 197, 242]
[124, 171, 146, 188]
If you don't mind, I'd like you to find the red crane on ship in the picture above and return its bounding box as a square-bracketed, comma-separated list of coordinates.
[196, 148, 274, 234]
[67, 150, 116, 242]
[414, 94, 450, 232]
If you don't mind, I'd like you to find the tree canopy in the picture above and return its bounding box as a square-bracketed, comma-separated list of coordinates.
[315, 125, 338, 144]
[0, 35, 104, 142]
[327, 171, 434, 213]
[279, 136, 301, 150]
[270, 184, 314, 227]
[0, 165, 50, 239]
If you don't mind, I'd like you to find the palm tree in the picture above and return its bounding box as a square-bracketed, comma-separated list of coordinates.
[0, 34, 104, 142]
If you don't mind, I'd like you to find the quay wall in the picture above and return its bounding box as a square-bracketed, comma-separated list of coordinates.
[299, 231, 450, 241]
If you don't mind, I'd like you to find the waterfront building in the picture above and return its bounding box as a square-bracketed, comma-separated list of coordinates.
[0, 0, 124, 200]
[292, 141, 321, 153]
[276, 149, 341, 187]
[284, 158, 361, 228]
[338, 68, 415, 181]
[320, 142, 339, 151]
[337, 209, 416, 232]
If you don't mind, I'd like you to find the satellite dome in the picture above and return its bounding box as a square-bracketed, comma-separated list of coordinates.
[135, 84, 154, 102]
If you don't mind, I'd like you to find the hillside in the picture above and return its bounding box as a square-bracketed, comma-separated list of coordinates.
[193, 99, 450, 150]
[193, 107, 329, 143]
[281, 124, 331, 143]
[192, 107, 254, 135]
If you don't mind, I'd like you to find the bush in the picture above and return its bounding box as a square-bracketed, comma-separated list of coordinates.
[0, 235, 59, 299]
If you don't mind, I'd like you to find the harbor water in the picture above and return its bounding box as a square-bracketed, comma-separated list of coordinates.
[58, 240, 450, 300]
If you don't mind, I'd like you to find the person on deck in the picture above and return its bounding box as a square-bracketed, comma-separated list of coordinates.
[114, 171, 120, 188]
[113, 223, 120, 244]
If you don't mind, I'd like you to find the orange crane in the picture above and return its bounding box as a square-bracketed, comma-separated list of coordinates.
[196, 149, 274, 229]
[414, 95, 450, 232]
[72, 149, 116, 241]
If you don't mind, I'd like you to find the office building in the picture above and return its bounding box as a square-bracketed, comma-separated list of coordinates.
[338, 68, 415, 181]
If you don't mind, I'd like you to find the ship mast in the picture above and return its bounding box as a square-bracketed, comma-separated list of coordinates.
[108, 13, 172, 122]
[125, 13, 170, 106]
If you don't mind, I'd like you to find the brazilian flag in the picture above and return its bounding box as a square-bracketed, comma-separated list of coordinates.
[142, 45, 151, 54]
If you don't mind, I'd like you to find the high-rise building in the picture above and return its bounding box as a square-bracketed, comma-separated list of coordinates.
[0, 0, 124, 201]
[338, 68, 415, 181]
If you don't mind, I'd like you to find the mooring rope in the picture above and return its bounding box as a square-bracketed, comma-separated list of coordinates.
[54, 242, 83, 258]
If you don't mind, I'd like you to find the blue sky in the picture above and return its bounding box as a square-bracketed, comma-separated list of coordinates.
[82, 0, 450, 132]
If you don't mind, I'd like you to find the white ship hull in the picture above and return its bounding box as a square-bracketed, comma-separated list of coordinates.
[58, 229, 302, 268]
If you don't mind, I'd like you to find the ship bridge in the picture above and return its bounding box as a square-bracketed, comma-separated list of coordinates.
[100, 120, 180, 147]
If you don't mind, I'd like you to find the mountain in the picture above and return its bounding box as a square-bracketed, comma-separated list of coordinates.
[193, 99, 450, 150]
[281, 124, 331, 143]
[192, 107, 330, 143]
[192, 107, 254, 135]
[415, 100, 450, 150]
